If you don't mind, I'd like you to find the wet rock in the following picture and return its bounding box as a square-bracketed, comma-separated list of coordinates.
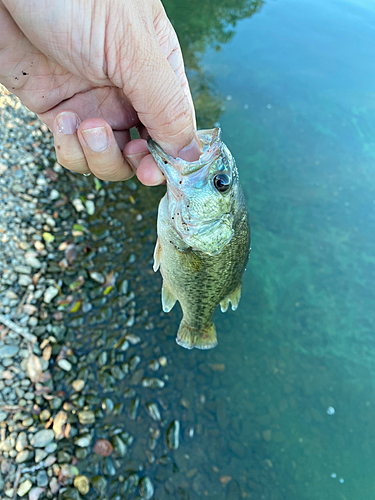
[129, 397, 140, 420]
[78, 410, 95, 425]
[112, 435, 128, 457]
[139, 476, 154, 499]
[73, 475, 90, 495]
[72, 379, 85, 392]
[166, 420, 180, 450]
[121, 474, 139, 495]
[74, 434, 92, 448]
[145, 403, 161, 422]
[142, 377, 165, 389]
[92, 476, 107, 494]
[93, 439, 113, 457]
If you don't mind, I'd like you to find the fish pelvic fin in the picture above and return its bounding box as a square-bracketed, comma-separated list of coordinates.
[162, 282, 177, 313]
[153, 237, 161, 272]
[176, 319, 218, 350]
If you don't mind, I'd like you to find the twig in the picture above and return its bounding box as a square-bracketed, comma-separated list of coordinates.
[0, 314, 36, 342]
[12, 467, 22, 500]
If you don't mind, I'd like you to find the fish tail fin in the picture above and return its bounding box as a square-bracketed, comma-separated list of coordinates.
[176, 319, 218, 350]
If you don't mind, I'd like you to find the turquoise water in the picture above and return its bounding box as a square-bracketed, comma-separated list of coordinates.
[163, 0, 375, 498]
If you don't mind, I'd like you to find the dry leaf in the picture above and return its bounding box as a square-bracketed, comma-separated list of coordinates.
[42, 345, 52, 362]
[27, 353, 43, 383]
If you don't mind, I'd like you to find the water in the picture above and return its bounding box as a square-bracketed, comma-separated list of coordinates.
[51, 0, 375, 498]
[162, 0, 375, 498]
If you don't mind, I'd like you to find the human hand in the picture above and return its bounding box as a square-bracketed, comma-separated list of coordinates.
[0, 0, 200, 184]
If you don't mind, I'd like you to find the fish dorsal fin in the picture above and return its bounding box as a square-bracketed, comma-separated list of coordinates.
[162, 282, 177, 313]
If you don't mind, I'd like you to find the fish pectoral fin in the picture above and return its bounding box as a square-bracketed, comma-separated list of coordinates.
[176, 319, 217, 350]
[220, 297, 230, 313]
[162, 282, 177, 313]
[153, 237, 161, 272]
[228, 283, 242, 311]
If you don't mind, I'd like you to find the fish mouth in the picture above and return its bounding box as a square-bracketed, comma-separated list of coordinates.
[147, 128, 222, 178]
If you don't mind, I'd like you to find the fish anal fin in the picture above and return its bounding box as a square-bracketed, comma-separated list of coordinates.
[176, 319, 217, 350]
[162, 282, 177, 313]
[153, 237, 161, 272]
[228, 283, 242, 311]
[220, 297, 229, 313]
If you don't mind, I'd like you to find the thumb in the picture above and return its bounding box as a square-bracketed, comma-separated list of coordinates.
[121, 32, 201, 161]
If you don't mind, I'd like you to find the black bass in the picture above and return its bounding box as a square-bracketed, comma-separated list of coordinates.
[148, 128, 250, 350]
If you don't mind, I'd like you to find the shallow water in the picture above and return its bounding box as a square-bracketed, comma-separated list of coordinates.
[55, 0, 375, 498]
[165, 0, 375, 498]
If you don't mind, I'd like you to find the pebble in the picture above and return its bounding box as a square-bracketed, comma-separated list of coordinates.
[15, 449, 32, 463]
[74, 475, 90, 495]
[75, 434, 92, 448]
[85, 200, 95, 215]
[43, 285, 58, 303]
[18, 274, 32, 287]
[78, 410, 95, 425]
[17, 480, 32, 497]
[0, 345, 19, 358]
[72, 379, 85, 391]
[166, 420, 180, 450]
[139, 476, 154, 500]
[15, 431, 28, 452]
[57, 358, 72, 371]
[30, 429, 54, 448]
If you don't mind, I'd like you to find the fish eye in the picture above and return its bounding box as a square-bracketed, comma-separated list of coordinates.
[213, 173, 231, 193]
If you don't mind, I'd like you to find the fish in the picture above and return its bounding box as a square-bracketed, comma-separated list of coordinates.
[148, 128, 250, 350]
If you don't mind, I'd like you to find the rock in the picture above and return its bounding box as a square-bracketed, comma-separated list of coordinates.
[72, 379, 85, 392]
[72, 198, 85, 212]
[74, 434, 92, 448]
[262, 429, 272, 442]
[93, 439, 113, 456]
[17, 480, 32, 497]
[35, 449, 47, 463]
[44, 286, 58, 303]
[15, 450, 32, 463]
[57, 359, 72, 371]
[30, 429, 54, 448]
[139, 476, 154, 500]
[15, 431, 28, 452]
[0, 411, 8, 422]
[18, 274, 32, 287]
[14, 264, 32, 274]
[50, 189, 60, 200]
[166, 420, 180, 450]
[74, 475, 90, 495]
[25, 252, 42, 269]
[78, 410, 95, 425]
[37, 470, 49, 487]
[0, 345, 19, 358]
[85, 200, 95, 215]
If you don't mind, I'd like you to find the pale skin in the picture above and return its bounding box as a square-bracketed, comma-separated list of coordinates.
[0, 0, 201, 185]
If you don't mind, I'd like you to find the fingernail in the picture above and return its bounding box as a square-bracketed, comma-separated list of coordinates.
[126, 152, 147, 170]
[81, 127, 108, 153]
[56, 112, 80, 134]
[178, 135, 202, 162]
